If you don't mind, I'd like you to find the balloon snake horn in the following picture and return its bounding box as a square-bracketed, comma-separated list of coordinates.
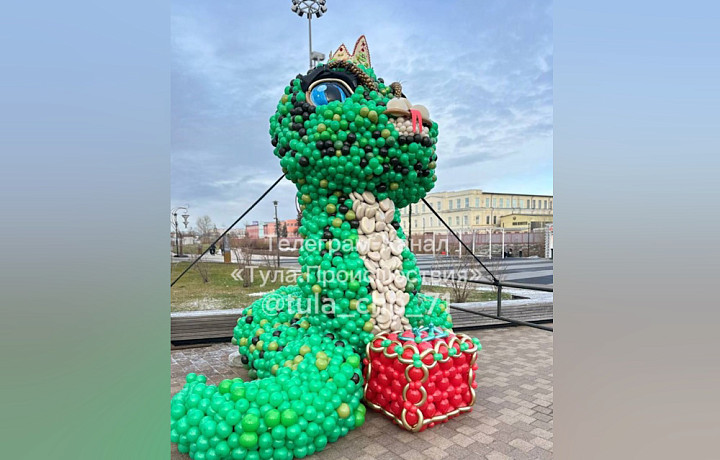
[171, 44, 452, 460]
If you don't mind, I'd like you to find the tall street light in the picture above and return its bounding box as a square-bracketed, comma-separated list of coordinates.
[171, 206, 190, 258]
[273, 200, 281, 268]
[290, 0, 327, 70]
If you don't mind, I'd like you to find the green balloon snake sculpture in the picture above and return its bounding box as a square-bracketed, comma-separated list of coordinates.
[170, 36, 454, 460]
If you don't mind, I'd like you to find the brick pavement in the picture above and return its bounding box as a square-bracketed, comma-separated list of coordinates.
[171, 325, 553, 459]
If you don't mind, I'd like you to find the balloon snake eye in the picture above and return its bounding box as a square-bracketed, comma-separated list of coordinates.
[308, 79, 351, 106]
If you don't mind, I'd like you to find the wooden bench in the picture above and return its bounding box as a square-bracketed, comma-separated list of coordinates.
[448, 302, 553, 329]
[171, 309, 244, 342]
[171, 302, 552, 342]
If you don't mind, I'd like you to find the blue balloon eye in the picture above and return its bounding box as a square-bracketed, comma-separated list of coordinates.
[310, 82, 348, 106]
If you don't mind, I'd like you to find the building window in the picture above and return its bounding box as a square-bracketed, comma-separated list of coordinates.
[493, 198, 497, 208]
[544, 200, 548, 209]
[549, 200, 553, 210]
[430, 217, 434, 226]
[449, 200, 453, 209]
[486, 215, 490, 224]
[437, 201, 441, 210]
[527, 199, 530, 208]
[414, 219, 418, 227]
[475, 215, 480, 224]
[512, 198, 517, 208]
[422, 217, 426, 227]
[464, 215, 468, 225]
[465, 197, 469, 208]
[485, 198, 490, 207]
[532, 200, 536, 209]
[475, 198, 480, 207]
[456, 198, 461, 208]
[493, 216, 497, 224]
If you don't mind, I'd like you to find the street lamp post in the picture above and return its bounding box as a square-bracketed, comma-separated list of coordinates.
[171, 206, 190, 258]
[527, 224, 531, 257]
[273, 200, 281, 268]
[290, 0, 328, 70]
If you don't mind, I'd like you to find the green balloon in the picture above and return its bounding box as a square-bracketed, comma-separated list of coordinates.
[280, 409, 298, 427]
[241, 414, 260, 433]
[172, 49, 453, 460]
[238, 432, 258, 449]
[264, 409, 281, 428]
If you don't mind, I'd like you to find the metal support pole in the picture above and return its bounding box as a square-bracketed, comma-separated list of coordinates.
[432, 232, 436, 257]
[527, 226, 530, 257]
[458, 229, 462, 257]
[488, 228, 492, 260]
[307, 15, 313, 70]
[497, 284, 502, 317]
[502, 229, 505, 259]
[173, 214, 179, 255]
[472, 230, 476, 254]
[274, 201, 280, 268]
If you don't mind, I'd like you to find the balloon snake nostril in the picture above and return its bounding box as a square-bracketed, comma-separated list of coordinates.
[170, 36, 452, 460]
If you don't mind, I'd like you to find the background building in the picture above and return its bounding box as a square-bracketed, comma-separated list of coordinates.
[245, 221, 263, 239]
[263, 219, 299, 238]
[400, 189, 553, 234]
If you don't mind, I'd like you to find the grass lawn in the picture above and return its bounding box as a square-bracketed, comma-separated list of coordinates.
[421, 284, 513, 303]
[171, 262, 292, 312]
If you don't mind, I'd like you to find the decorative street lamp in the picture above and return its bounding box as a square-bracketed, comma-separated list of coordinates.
[290, 0, 328, 69]
[273, 200, 281, 268]
[171, 205, 190, 258]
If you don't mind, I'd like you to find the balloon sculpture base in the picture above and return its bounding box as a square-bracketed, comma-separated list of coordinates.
[363, 326, 480, 432]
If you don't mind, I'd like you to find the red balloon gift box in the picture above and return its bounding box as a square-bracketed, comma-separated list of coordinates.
[363, 326, 480, 432]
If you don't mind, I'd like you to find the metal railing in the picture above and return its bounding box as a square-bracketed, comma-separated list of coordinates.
[421, 197, 553, 332]
[425, 274, 553, 332]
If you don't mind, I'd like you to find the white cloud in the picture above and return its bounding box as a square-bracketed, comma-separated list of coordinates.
[171, 0, 553, 226]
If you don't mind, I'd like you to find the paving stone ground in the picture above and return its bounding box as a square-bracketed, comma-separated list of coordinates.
[171, 325, 553, 459]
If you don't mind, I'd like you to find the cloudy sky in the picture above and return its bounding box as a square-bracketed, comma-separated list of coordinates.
[172, 0, 552, 229]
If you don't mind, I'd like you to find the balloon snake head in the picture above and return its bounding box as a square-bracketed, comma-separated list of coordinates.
[271, 53, 439, 211]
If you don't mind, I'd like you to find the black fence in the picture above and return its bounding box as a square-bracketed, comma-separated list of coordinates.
[421, 197, 553, 332]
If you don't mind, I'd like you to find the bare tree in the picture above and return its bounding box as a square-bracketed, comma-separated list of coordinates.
[194, 257, 211, 283]
[445, 254, 477, 303]
[196, 215, 214, 240]
[232, 236, 255, 288]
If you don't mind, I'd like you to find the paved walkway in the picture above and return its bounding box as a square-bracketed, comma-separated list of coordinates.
[171, 325, 553, 459]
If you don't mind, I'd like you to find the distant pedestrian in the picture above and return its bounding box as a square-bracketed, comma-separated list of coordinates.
[508, 248, 513, 258]
[209, 243, 216, 255]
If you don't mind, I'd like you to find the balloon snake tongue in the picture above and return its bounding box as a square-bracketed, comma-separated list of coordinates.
[170, 60, 452, 460]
